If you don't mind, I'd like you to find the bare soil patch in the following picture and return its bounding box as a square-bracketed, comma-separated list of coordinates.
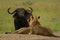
[0, 32, 60, 40]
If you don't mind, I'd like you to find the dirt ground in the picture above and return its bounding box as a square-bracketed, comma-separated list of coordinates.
[0, 32, 60, 40]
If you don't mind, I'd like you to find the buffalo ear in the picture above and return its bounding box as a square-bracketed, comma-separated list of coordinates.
[38, 16, 40, 19]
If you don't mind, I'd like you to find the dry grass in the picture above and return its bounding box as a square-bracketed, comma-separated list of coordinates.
[0, 0, 60, 33]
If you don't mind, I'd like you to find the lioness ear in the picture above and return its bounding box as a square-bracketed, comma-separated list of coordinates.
[30, 16, 33, 20]
[38, 16, 40, 19]
[28, 16, 34, 22]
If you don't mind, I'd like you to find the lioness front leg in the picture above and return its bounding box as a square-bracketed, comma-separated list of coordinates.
[14, 27, 30, 34]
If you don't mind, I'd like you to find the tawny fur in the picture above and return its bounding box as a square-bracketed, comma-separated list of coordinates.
[28, 16, 53, 35]
[5, 27, 30, 34]
[14, 27, 30, 34]
[28, 16, 60, 38]
[5, 16, 60, 38]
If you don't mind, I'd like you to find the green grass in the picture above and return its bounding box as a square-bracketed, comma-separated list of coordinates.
[0, 0, 60, 34]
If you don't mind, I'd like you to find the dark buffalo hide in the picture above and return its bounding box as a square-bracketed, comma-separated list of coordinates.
[7, 7, 33, 30]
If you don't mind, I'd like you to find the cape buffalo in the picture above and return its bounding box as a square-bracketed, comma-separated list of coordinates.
[7, 7, 33, 30]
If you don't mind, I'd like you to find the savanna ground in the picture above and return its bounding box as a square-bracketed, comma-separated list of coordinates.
[0, 32, 60, 40]
[0, 0, 60, 40]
